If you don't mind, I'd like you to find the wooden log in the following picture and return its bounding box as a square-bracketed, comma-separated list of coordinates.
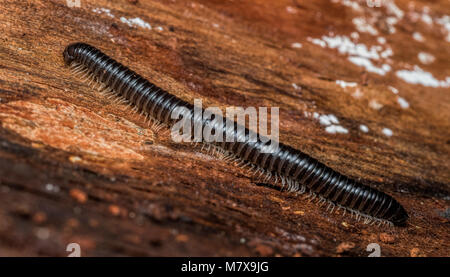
[0, 0, 448, 256]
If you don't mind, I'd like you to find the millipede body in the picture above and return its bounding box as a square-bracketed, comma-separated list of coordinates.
[63, 42, 408, 226]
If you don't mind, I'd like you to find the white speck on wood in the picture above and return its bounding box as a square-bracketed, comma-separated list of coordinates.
[382, 128, 393, 137]
[120, 17, 152, 30]
[359, 125, 369, 133]
[325, 125, 348, 134]
[418, 52, 435, 65]
[396, 66, 450, 88]
[413, 32, 425, 42]
[291, 42, 303, 49]
[397, 97, 410, 109]
[336, 80, 357, 89]
[388, 86, 399, 94]
[369, 99, 383, 110]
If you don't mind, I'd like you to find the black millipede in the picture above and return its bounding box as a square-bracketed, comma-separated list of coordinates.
[63, 42, 408, 227]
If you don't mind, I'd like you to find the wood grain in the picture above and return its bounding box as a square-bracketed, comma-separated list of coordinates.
[0, 0, 448, 256]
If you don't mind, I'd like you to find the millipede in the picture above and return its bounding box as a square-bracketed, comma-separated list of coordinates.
[63, 42, 408, 227]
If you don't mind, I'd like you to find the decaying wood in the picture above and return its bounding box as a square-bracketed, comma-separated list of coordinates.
[0, 0, 449, 256]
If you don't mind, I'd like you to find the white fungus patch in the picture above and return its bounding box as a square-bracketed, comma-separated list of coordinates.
[382, 128, 393, 137]
[353, 17, 378, 36]
[312, 35, 381, 59]
[385, 1, 404, 19]
[418, 52, 435, 65]
[351, 0, 403, 34]
[45, 183, 60, 193]
[377, 37, 386, 44]
[92, 8, 162, 32]
[292, 83, 302, 91]
[350, 32, 359, 40]
[412, 32, 425, 42]
[92, 7, 115, 18]
[408, 6, 437, 26]
[331, 0, 362, 12]
[409, 8, 450, 42]
[320, 115, 348, 134]
[435, 15, 450, 42]
[384, 0, 405, 19]
[120, 17, 152, 30]
[319, 115, 331, 125]
[388, 86, 399, 94]
[396, 66, 450, 88]
[397, 97, 410, 109]
[383, 1, 404, 34]
[359, 125, 369, 133]
[336, 80, 358, 89]
[325, 125, 349, 134]
[380, 47, 393, 59]
[436, 15, 450, 31]
[286, 6, 298, 14]
[304, 112, 348, 134]
[421, 12, 433, 25]
[352, 88, 363, 99]
[319, 114, 339, 126]
[333, 0, 403, 34]
[308, 38, 326, 48]
[291, 42, 303, 49]
[369, 99, 383, 110]
[348, 56, 391, 75]
[329, 114, 339, 124]
[308, 35, 393, 75]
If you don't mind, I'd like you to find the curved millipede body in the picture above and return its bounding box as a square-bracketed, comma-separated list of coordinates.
[63, 42, 408, 226]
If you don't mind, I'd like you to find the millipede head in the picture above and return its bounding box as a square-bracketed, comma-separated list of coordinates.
[63, 42, 90, 66]
[63, 43, 78, 65]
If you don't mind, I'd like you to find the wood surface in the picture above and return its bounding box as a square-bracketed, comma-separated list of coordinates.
[0, 0, 449, 256]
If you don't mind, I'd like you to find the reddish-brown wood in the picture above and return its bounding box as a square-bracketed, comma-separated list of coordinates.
[0, 0, 448, 256]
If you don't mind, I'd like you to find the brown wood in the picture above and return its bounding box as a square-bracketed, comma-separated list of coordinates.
[0, 0, 449, 256]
